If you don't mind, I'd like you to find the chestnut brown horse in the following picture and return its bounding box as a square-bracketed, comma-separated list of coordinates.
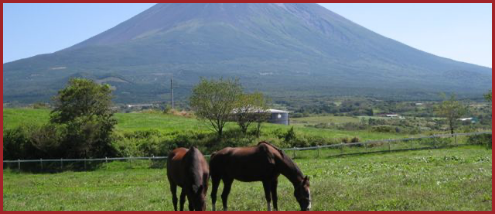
[210, 141, 311, 211]
[167, 147, 209, 211]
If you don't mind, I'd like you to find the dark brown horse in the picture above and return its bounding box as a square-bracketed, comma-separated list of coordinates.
[209, 141, 311, 211]
[167, 147, 209, 211]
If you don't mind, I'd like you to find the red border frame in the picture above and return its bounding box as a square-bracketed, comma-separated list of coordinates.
[1, 2, 493, 212]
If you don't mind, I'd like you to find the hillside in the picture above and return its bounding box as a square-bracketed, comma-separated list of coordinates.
[3, 3, 492, 103]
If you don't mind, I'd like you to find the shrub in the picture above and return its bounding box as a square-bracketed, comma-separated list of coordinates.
[284, 127, 297, 143]
[467, 134, 492, 149]
[351, 137, 360, 143]
[371, 126, 395, 133]
[30, 124, 65, 158]
[3, 126, 38, 160]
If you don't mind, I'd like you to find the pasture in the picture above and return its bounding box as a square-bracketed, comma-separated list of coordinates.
[3, 146, 492, 211]
[3, 108, 412, 141]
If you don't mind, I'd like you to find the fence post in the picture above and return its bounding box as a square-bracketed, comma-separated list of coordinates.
[317, 146, 320, 158]
[388, 141, 391, 152]
[129, 156, 132, 168]
[364, 142, 367, 153]
[40, 158, 43, 171]
[454, 135, 457, 145]
[61, 158, 63, 171]
[17, 159, 20, 172]
[105, 157, 108, 170]
[340, 143, 344, 155]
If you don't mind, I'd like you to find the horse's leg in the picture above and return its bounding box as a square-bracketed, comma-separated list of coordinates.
[221, 178, 234, 211]
[211, 175, 221, 211]
[170, 183, 178, 211]
[262, 180, 272, 211]
[179, 188, 186, 211]
[271, 179, 279, 211]
[188, 196, 194, 211]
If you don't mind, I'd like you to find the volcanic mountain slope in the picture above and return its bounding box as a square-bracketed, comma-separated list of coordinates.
[3, 3, 492, 103]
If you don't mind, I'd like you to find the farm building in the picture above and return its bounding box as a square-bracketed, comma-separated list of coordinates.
[267, 109, 290, 125]
[232, 108, 290, 125]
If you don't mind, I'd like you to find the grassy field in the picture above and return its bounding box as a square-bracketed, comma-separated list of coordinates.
[291, 115, 361, 125]
[3, 146, 492, 211]
[3, 108, 411, 142]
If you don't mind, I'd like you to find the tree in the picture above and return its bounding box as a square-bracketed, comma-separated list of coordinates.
[251, 93, 270, 138]
[189, 78, 243, 138]
[234, 92, 270, 135]
[51, 78, 117, 158]
[434, 94, 467, 135]
[484, 90, 492, 102]
[51, 78, 114, 124]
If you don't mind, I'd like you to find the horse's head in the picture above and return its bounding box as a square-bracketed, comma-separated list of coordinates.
[294, 176, 311, 211]
[190, 184, 207, 211]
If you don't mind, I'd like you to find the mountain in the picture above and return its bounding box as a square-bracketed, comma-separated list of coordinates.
[3, 3, 492, 104]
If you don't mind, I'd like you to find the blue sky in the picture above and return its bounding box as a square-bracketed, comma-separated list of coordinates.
[3, 3, 492, 67]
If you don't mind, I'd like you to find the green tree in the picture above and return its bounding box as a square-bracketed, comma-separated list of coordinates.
[435, 94, 467, 135]
[251, 93, 270, 138]
[234, 92, 269, 135]
[51, 78, 117, 158]
[189, 78, 243, 138]
[484, 90, 492, 102]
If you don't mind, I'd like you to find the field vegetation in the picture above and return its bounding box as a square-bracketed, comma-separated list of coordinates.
[3, 146, 491, 211]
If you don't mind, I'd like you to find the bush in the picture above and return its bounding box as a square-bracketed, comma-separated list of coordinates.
[30, 124, 65, 158]
[467, 134, 492, 149]
[371, 126, 396, 133]
[3, 126, 39, 160]
[284, 127, 297, 143]
[338, 122, 366, 131]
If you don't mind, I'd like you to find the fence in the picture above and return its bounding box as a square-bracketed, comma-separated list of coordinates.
[3, 131, 491, 172]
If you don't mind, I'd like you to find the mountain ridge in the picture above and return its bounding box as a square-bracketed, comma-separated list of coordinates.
[3, 3, 491, 104]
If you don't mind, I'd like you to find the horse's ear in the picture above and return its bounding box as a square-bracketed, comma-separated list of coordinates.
[303, 176, 310, 185]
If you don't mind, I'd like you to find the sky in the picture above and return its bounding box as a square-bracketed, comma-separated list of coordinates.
[3, 3, 492, 68]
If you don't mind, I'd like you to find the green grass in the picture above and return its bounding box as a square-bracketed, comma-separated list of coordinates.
[3, 146, 491, 211]
[3, 108, 410, 142]
[291, 115, 361, 125]
[3, 108, 51, 130]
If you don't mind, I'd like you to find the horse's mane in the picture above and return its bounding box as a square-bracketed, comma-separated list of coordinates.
[257, 141, 303, 177]
[257, 141, 285, 158]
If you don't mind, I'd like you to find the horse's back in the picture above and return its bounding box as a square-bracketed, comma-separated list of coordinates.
[184, 147, 209, 176]
[210, 145, 278, 182]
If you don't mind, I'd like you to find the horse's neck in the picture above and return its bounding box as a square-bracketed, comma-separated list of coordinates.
[277, 156, 303, 187]
[185, 151, 203, 185]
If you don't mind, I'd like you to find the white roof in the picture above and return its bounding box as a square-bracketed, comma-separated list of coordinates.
[267, 109, 289, 113]
[232, 108, 288, 114]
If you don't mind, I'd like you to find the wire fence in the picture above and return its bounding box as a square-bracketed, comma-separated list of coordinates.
[3, 131, 491, 173]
